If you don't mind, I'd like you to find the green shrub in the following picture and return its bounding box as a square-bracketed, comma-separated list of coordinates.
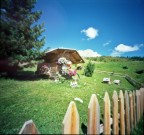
[84, 61, 95, 77]
[122, 66, 128, 69]
[131, 116, 144, 135]
[135, 69, 144, 74]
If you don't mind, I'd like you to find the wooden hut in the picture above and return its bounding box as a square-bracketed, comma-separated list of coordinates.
[36, 48, 85, 79]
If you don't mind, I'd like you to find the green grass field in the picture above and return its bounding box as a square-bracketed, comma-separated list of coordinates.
[0, 61, 143, 134]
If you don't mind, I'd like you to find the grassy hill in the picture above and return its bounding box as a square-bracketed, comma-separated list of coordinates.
[0, 60, 143, 134]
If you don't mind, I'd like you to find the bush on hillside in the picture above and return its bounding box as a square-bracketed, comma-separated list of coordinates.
[84, 61, 95, 77]
[135, 69, 144, 74]
[122, 66, 128, 69]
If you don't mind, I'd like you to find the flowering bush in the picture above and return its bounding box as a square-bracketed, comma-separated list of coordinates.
[57, 57, 77, 77]
[68, 69, 77, 76]
[39, 64, 50, 75]
[57, 57, 67, 64]
[61, 64, 68, 75]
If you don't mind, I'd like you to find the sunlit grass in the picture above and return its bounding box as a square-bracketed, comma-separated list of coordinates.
[0, 61, 143, 134]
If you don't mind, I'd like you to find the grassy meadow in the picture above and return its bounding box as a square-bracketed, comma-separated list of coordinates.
[0, 60, 144, 134]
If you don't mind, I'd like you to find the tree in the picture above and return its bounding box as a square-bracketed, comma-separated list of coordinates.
[0, 0, 45, 63]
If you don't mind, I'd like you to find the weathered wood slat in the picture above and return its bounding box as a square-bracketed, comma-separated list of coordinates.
[119, 90, 125, 135]
[142, 88, 144, 115]
[136, 90, 140, 122]
[129, 92, 134, 131]
[62, 101, 79, 134]
[112, 91, 119, 135]
[125, 91, 130, 134]
[140, 88, 143, 117]
[104, 92, 111, 135]
[133, 91, 136, 127]
[88, 94, 100, 134]
[19, 120, 39, 134]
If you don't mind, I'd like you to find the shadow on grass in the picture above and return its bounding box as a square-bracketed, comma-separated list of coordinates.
[0, 71, 48, 81]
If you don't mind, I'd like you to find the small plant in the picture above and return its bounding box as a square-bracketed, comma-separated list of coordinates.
[84, 61, 95, 77]
[57, 73, 66, 83]
[122, 66, 128, 69]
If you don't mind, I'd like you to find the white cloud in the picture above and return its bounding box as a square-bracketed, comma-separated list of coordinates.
[115, 44, 139, 52]
[110, 44, 141, 56]
[103, 40, 111, 47]
[81, 27, 98, 40]
[78, 49, 101, 57]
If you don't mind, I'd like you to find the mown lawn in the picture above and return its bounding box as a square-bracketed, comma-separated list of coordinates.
[0, 61, 143, 134]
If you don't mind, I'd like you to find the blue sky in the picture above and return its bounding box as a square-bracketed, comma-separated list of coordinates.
[34, 0, 144, 57]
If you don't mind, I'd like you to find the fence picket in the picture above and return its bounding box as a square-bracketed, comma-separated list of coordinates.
[112, 91, 119, 135]
[129, 92, 134, 131]
[125, 91, 130, 134]
[133, 91, 136, 127]
[19, 120, 39, 134]
[62, 101, 79, 134]
[104, 92, 111, 135]
[88, 94, 100, 134]
[136, 90, 140, 122]
[119, 90, 125, 135]
[140, 88, 143, 117]
[142, 88, 144, 114]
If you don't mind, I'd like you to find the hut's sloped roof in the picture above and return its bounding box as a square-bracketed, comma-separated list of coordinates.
[44, 48, 85, 64]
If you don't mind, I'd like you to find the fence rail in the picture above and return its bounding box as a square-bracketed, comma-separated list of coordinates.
[19, 88, 144, 134]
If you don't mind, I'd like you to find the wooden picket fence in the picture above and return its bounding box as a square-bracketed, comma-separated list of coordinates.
[19, 88, 144, 134]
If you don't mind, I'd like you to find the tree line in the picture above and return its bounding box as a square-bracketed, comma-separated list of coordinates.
[87, 56, 144, 62]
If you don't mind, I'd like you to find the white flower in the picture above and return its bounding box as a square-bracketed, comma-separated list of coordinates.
[58, 57, 67, 64]
[70, 81, 78, 88]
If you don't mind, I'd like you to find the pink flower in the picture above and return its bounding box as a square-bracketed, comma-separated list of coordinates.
[68, 69, 77, 76]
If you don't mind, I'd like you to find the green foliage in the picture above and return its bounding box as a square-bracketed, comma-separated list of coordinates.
[131, 116, 144, 135]
[122, 66, 128, 69]
[0, 0, 45, 62]
[84, 61, 95, 77]
[87, 56, 144, 62]
[58, 74, 66, 83]
[135, 69, 144, 74]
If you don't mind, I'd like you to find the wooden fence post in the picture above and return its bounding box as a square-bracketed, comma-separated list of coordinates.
[112, 91, 119, 135]
[129, 91, 134, 131]
[142, 88, 144, 115]
[136, 90, 140, 122]
[19, 120, 39, 134]
[141, 88, 144, 115]
[140, 88, 144, 117]
[88, 94, 100, 134]
[125, 91, 130, 134]
[133, 91, 136, 128]
[119, 90, 125, 135]
[104, 92, 111, 135]
[62, 101, 79, 134]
